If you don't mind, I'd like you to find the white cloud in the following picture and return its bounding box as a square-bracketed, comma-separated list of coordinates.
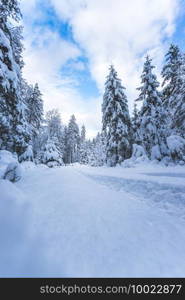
[20, 0, 180, 137]
[50, 0, 180, 102]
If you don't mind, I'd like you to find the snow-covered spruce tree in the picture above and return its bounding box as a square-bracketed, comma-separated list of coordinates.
[45, 109, 64, 158]
[172, 95, 185, 139]
[26, 83, 43, 139]
[170, 52, 185, 139]
[19, 144, 34, 162]
[80, 124, 86, 143]
[40, 139, 63, 168]
[89, 133, 106, 166]
[0, 0, 30, 155]
[61, 126, 68, 164]
[102, 65, 132, 166]
[79, 125, 88, 164]
[131, 102, 141, 144]
[161, 44, 183, 129]
[136, 56, 168, 160]
[66, 115, 80, 164]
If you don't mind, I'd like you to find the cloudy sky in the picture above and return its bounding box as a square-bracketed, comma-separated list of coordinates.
[20, 0, 185, 137]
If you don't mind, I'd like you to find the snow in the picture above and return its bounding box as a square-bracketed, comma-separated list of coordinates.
[0, 150, 18, 178]
[1, 163, 185, 277]
[0, 179, 52, 276]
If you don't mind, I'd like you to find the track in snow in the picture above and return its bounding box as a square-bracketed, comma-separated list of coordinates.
[15, 164, 185, 277]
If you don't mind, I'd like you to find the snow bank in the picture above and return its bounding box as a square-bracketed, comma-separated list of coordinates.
[0, 179, 29, 275]
[0, 179, 53, 276]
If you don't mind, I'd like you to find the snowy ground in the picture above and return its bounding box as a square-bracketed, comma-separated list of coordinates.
[1, 163, 185, 277]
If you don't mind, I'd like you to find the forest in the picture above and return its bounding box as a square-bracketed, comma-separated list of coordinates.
[0, 1, 184, 174]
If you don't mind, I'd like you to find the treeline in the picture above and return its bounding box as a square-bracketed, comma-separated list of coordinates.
[102, 48, 185, 167]
[0, 1, 184, 168]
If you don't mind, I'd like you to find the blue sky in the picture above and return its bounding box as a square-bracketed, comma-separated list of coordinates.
[21, 0, 185, 137]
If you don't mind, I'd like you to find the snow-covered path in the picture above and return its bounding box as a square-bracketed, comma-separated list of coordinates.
[15, 164, 185, 277]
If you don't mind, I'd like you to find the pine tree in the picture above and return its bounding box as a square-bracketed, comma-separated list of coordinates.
[40, 139, 63, 168]
[80, 125, 86, 143]
[26, 83, 43, 139]
[45, 109, 64, 157]
[79, 125, 88, 164]
[161, 44, 183, 132]
[66, 115, 80, 164]
[89, 133, 106, 166]
[62, 126, 68, 164]
[102, 65, 132, 166]
[171, 87, 185, 138]
[136, 56, 168, 159]
[131, 102, 141, 144]
[19, 144, 34, 162]
[0, 0, 30, 155]
[0, 0, 21, 21]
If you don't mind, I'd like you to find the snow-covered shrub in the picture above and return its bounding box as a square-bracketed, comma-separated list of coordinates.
[3, 162, 22, 182]
[121, 144, 149, 167]
[151, 145, 162, 161]
[19, 145, 34, 162]
[40, 139, 63, 167]
[0, 150, 18, 178]
[167, 135, 185, 162]
[131, 144, 146, 159]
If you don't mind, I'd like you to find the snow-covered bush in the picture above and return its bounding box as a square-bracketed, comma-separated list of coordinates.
[151, 145, 162, 161]
[131, 144, 146, 159]
[3, 162, 22, 182]
[19, 145, 34, 162]
[40, 139, 63, 168]
[121, 144, 149, 167]
[0, 150, 18, 178]
[167, 135, 185, 162]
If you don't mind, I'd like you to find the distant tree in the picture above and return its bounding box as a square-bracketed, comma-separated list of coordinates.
[26, 83, 43, 139]
[66, 115, 80, 164]
[79, 125, 88, 164]
[89, 133, 106, 166]
[45, 109, 64, 157]
[40, 139, 63, 168]
[131, 102, 141, 144]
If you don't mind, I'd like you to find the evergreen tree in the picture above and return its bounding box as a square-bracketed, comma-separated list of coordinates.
[136, 56, 168, 159]
[131, 102, 141, 144]
[171, 88, 185, 138]
[102, 65, 132, 166]
[19, 144, 34, 162]
[80, 125, 86, 143]
[66, 115, 80, 164]
[89, 133, 106, 166]
[0, 0, 21, 21]
[79, 125, 88, 164]
[45, 109, 64, 156]
[26, 83, 43, 139]
[161, 44, 183, 132]
[0, 0, 30, 155]
[40, 139, 63, 168]
[62, 126, 68, 164]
